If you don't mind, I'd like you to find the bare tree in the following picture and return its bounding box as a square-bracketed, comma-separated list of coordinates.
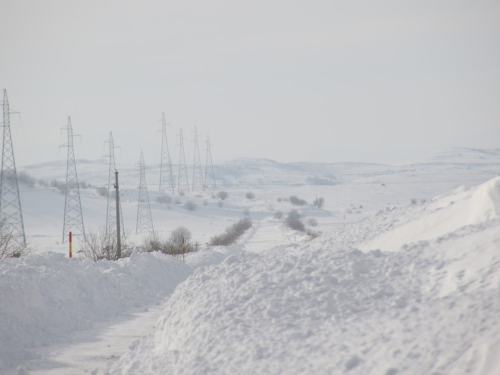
[0, 220, 32, 259]
[80, 226, 132, 261]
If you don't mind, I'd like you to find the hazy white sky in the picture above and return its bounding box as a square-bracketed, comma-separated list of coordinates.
[1, 0, 499, 167]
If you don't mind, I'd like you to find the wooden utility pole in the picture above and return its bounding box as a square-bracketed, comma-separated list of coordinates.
[115, 170, 121, 259]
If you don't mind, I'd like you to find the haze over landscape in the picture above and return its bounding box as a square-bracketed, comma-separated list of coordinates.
[1, 1, 500, 375]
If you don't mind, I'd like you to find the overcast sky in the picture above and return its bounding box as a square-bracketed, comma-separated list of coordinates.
[1, 0, 499, 167]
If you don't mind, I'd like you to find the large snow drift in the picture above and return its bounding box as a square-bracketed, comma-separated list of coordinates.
[0, 252, 191, 370]
[110, 177, 500, 374]
[360, 176, 500, 252]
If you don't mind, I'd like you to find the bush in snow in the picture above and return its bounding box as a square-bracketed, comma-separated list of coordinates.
[307, 218, 318, 227]
[306, 228, 321, 239]
[179, 191, 185, 196]
[80, 226, 133, 261]
[175, 198, 182, 204]
[0, 220, 33, 259]
[142, 232, 163, 252]
[209, 218, 252, 246]
[277, 197, 282, 202]
[183, 200, 198, 211]
[96, 186, 109, 197]
[411, 198, 418, 205]
[246, 191, 255, 199]
[50, 179, 66, 194]
[217, 201, 224, 208]
[163, 227, 199, 254]
[313, 197, 325, 208]
[17, 171, 36, 187]
[274, 210, 283, 219]
[243, 208, 250, 216]
[285, 210, 305, 232]
[217, 191, 229, 200]
[156, 195, 172, 204]
[289, 195, 307, 206]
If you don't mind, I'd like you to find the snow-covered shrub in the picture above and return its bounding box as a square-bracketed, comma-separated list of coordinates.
[156, 195, 172, 204]
[80, 227, 133, 261]
[411, 198, 418, 205]
[179, 191, 185, 196]
[285, 210, 305, 231]
[217, 191, 229, 200]
[277, 197, 282, 202]
[96, 186, 109, 197]
[243, 208, 250, 216]
[0, 220, 32, 259]
[306, 228, 320, 239]
[313, 197, 325, 208]
[175, 198, 182, 204]
[161, 227, 199, 254]
[217, 201, 224, 208]
[307, 218, 318, 227]
[290, 195, 307, 206]
[209, 218, 252, 246]
[274, 210, 283, 219]
[183, 201, 197, 211]
[50, 179, 66, 194]
[246, 191, 255, 199]
[17, 171, 36, 187]
[141, 232, 163, 252]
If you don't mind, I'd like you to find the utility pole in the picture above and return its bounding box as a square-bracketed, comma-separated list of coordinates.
[115, 170, 121, 259]
[0, 89, 26, 247]
[62, 117, 85, 243]
[105, 132, 125, 240]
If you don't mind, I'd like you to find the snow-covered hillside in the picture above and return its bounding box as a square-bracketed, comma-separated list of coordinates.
[1, 148, 500, 374]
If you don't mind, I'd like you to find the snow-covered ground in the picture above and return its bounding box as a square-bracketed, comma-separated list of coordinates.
[1, 147, 500, 374]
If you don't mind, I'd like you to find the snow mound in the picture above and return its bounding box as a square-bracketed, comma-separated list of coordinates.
[360, 176, 500, 252]
[110, 179, 500, 375]
[0, 252, 191, 371]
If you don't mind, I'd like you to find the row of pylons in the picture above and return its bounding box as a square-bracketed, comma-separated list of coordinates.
[0, 89, 216, 245]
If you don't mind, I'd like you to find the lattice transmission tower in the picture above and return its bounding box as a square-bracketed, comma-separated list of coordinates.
[0, 89, 26, 246]
[159, 113, 175, 194]
[136, 151, 154, 234]
[177, 128, 190, 194]
[204, 134, 216, 190]
[191, 126, 204, 191]
[62, 117, 86, 243]
[105, 132, 125, 239]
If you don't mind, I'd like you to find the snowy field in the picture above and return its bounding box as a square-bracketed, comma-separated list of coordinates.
[1, 147, 500, 374]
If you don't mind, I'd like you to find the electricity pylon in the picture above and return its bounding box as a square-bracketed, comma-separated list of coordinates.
[177, 128, 190, 194]
[62, 117, 86, 243]
[159, 113, 175, 194]
[0, 89, 26, 246]
[204, 134, 216, 189]
[105, 132, 125, 239]
[191, 126, 204, 191]
[136, 151, 154, 234]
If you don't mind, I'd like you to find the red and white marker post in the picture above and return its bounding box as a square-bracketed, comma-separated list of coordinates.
[69, 231, 73, 258]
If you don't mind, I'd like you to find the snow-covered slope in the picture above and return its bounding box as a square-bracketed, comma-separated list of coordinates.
[109, 176, 500, 375]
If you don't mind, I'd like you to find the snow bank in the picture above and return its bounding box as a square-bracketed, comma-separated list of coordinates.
[110, 179, 500, 374]
[0, 251, 191, 371]
[360, 176, 500, 252]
